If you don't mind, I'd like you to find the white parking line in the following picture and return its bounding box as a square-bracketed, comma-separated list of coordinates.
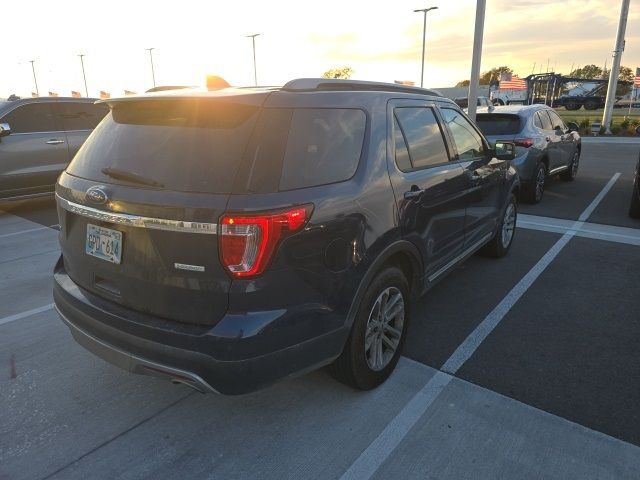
[518, 214, 640, 246]
[340, 173, 621, 480]
[0, 304, 54, 327]
[0, 226, 50, 239]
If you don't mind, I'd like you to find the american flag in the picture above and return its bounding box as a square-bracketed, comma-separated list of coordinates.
[124, 90, 137, 95]
[499, 73, 527, 90]
[31, 92, 39, 97]
[634, 68, 640, 87]
[48, 91, 59, 97]
[71, 91, 82, 98]
[100, 90, 110, 99]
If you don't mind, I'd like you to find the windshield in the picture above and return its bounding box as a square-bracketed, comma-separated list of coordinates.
[65, 99, 260, 193]
[475, 113, 522, 136]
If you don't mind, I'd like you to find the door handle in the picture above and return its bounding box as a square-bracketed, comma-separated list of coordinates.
[545, 136, 551, 142]
[46, 139, 65, 145]
[404, 187, 424, 200]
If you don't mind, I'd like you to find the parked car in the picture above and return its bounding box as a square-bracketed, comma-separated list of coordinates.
[53, 79, 518, 395]
[0, 97, 108, 201]
[614, 92, 640, 109]
[475, 105, 581, 203]
[454, 96, 494, 111]
[630, 153, 640, 218]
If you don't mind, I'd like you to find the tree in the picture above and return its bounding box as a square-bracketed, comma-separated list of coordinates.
[479, 66, 513, 85]
[569, 64, 604, 79]
[455, 66, 514, 87]
[618, 66, 634, 83]
[321, 67, 354, 79]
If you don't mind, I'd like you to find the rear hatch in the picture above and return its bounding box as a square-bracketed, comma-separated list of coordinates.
[475, 113, 523, 143]
[56, 94, 266, 325]
[475, 113, 533, 156]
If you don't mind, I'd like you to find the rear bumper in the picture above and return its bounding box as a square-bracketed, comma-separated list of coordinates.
[53, 259, 348, 395]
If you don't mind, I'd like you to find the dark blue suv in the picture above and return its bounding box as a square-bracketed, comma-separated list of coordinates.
[53, 79, 519, 394]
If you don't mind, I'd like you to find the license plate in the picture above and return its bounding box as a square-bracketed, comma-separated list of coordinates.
[86, 224, 122, 264]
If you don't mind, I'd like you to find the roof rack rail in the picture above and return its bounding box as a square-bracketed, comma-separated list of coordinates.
[282, 78, 442, 97]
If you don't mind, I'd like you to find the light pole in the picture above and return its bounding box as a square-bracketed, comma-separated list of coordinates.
[467, 0, 486, 122]
[246, 34, 260, 86]
[29, 60, 39, 96]
[602, 0, 630, 134]
[78, 54, 88, 97]
[146, 48, 156, 87]
[413, 6, 438, 88]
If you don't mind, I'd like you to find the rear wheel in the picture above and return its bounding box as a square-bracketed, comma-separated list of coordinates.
[564, 100, 580, 111]
[329, 266, 409, 390]
[480, 194, 517, 258]
[630, 183, 640, 218]
[584, 100, 599, 111]
[524, 162, 546, 204]
[561, 149, 580, 181]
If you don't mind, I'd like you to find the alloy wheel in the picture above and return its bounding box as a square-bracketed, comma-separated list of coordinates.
[501, 202, 516, 248]
[364, 287, 404, 371]
[535, 166, 546, 201]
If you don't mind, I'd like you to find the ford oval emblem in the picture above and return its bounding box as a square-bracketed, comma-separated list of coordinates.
[86, 186, 108, 204]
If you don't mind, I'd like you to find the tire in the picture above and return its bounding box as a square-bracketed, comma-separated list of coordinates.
[480, 194, 517, 258]
[523, 162, 546, 204]
[584, 100, 599, 111]
[329, 266, 409, 390]
[564, 100, 580, 111]
[496, 99, 505, 106]
[560, 149, 580, 181]
[630, 183, 640, 219]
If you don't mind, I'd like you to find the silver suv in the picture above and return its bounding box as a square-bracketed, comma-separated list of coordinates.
[0, 97, 108, 201]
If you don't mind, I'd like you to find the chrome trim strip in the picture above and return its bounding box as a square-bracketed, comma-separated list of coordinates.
[428, 232, 493, 283]
[56, 306, 219, 394]
[548, 165, 569, 175]
[56, 194, 218, 234]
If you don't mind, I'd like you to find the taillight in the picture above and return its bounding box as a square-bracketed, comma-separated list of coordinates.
[219, 204, 313, 278]
[513, 138, 534, 148]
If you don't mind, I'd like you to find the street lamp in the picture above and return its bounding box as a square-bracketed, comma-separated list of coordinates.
[146, 48, 156, 87]
[28, 60, 39, 97]
[246, 34, 260, 86]
[413, 6, 438, 88]
[78, 54, 88, 97]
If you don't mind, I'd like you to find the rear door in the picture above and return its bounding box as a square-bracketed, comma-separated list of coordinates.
[387, 99, 467, 279]
[438, 106, 503, 250]
[0, 101, 68, 197]
[538, 110, 564, 170]
[57, 96, 266, 326]
[547, 110, 575, 168]
[56, 101, 109, 161]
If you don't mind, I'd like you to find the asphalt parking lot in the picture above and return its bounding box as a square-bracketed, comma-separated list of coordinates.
[2, 138, 639, 480]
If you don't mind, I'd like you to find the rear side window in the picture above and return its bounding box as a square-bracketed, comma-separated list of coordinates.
[66, 99, 260, 193]
[475, 114, 522, 135]
[279, 109, 366, 190]
[547, 110, 566, 131]
[239, 108, 366, 192]
[58, 102, 109, 130]
[534, 113, 543, 129]
[394, 107, 449, 170]
[538, 111, 553, 130]
[1, 103, 57, 133]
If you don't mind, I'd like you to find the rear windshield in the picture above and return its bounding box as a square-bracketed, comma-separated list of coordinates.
[475, 114, 522, 136]
[67, 100, 366, 194]
[66, 99, 260, 193]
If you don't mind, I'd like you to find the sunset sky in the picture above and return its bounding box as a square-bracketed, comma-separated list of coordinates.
[2, 0, 639, 98]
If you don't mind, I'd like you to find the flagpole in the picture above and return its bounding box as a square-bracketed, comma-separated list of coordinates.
[29, 60, 39, 96]
[78, 54, 88, 97]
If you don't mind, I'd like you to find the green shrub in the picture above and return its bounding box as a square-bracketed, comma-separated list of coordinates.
[598, 126, 606, 135]
[611, 124, 621, 135]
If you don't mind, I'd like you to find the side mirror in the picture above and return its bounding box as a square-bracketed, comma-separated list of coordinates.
[0, 123, 11, 138]
[566, 122, 579, 132]
[493, 141, 516, 161]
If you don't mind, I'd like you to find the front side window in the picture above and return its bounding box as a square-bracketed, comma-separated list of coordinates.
[58, 102, 109, 131]
[440, 108, 486, 161]
[394, 107, 449, 170]
[1, 103, 57, 133]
